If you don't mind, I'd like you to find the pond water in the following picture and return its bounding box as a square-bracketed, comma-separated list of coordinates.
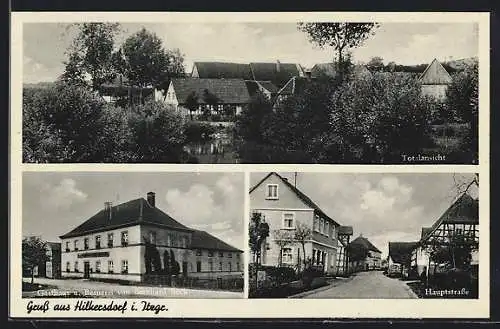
[184, 131, 239, 164]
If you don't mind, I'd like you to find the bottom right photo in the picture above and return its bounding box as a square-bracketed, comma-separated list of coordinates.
[248, 172, 479, 299]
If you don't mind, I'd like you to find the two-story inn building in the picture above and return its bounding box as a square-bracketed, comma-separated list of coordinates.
[249, 172, 352, 275]
[60, 192, 242, 282]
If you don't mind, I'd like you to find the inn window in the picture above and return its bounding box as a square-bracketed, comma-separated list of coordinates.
[121, 231, 128, 246]
[182, 236, 188, 248]
[74, 261, 79, 272]
[74, 240, 79, 251]
[208, 250, 214, 257]
[149, 231, 157, 244]
[266, 184, 278, 199]
[283, 213, 295, 229]
[196, 249, 202, 256]
[282, 248, 293, 263]
[314, 216, 319, 232]
[332, 226, 336, 239]
[95, 235, 101, 249]
[325, 222, 330, 237]
[228, 262, 232, 272]
[219, 262, 223, 272]
[320, 219, 324, 234]
[218, 251, 223, 257]
[208, 260, 213, 272]
[108, 233, 114, 247]
[228, 252, 232, 258]
[66, 262, 70, 272]
[121, 260, 128, 274]
[84, 238, 89, 250]
[108, 260, 114, 273]
[95, 261, 101, 273]
[236, 262, 240, 271]
[65, 241, 70, 252]
[196, 261, 201, 273]
[167, 234, 172, 246]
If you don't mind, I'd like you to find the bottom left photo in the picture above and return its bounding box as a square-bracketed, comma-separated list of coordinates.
[20, 171, 245, 299]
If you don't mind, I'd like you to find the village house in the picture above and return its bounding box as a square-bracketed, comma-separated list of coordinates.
[155, 78, 251, 119]
[249, 172, 350, 275]
[418, 58, 452, 102]
[348, 235, 382, 271]
[387, 241, 417, 278]
[244, 80, 279, 101]
[59, 192, 242, 282]
[410, 192, 479, 278]
[191, 61, 305, 90]
[27, 242, 62, 279]
[99, 74, 154, 105]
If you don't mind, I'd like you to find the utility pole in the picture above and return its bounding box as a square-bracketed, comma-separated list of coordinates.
[294, 172, 298, 188]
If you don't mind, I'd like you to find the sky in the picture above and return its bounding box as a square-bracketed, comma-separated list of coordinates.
[23, 22, 479, 83]
[22, 172, 245, 250]
[250, 172, 479, 259]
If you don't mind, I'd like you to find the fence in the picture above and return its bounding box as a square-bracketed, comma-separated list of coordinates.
[142, 274, 243, 292]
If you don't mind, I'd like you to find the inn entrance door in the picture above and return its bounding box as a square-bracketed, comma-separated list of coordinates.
[84, 261, 90, 279]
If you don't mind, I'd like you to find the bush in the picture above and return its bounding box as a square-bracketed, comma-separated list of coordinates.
[301, 266, 324, 288]
[184, 121, 216, 142]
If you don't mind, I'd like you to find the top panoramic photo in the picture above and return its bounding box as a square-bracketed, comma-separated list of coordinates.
[22, 21, 480, 164]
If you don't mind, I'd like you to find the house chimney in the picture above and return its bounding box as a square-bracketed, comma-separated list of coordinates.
[104, 202, 113, 220]
[147, 192, 156, 208]
[276, 60, 281, 72]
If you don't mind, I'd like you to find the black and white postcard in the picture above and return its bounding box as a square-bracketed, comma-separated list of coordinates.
[9, 11, 490, 319]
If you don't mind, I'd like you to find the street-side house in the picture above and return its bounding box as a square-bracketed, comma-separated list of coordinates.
[249, 172, 343, 275]
[348, 235, 382, 271]
[410, 192, 479, 277]
[155, 78, 251, 119]
[60, 192, 242, 282]
[418, 58, 452, 102]
[387, 241, 417, 278]
[191, 61, 305, 90]
[31, 242, 62, 279]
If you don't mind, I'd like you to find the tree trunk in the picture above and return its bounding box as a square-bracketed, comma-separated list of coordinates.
[31, 268, 34, 285]
[301, 243, 306, 269]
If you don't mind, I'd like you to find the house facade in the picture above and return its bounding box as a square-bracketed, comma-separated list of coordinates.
[419, 58, 452, 101]
[387, 242, 417, 278]
[60, 192, 242, 282]
[348, 235, 382, 271]
[155, 78, 251, 119]
[249, 172, 343, 275]
[410, 192, 479, 277]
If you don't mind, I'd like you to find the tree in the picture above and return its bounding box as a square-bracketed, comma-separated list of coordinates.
[386, 61, 396, 72]
[185, 91, 199, 121]
[59, 52, 86, 86]
[64, 23, 121, 91]
[366, 56, 384, 72]
[202, 89, 220, 118]
[23, 82, 131, 163]
[169, 249, 180, 276]
[248, 212, 270, 264]
[22, 236, 50, 284]
[272, 229, 293, 267]
[128, 100, 187, 163]
[294, 222, 312, 271]
[121, 28, 185, 103]
[298, 23, 379, 78]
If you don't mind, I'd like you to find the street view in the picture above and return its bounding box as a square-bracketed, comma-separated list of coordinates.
[249, 172, 479, 299]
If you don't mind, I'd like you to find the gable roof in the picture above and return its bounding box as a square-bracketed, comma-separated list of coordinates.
[339, 226, 354, 236]
[250, 62, 304, 88]
[421, 227, 432, 239]
[350, 236, 382, 253]
[192, 62, 253, 80]
[249, 172, 340, 226]
[388, 242, 418, 264]
[420, 193, 479, 243]
[191, 230, 242, 252]
[171, 78, 251, 104]
[60, 198, 192, 239]
[419, 58, 452, 85]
